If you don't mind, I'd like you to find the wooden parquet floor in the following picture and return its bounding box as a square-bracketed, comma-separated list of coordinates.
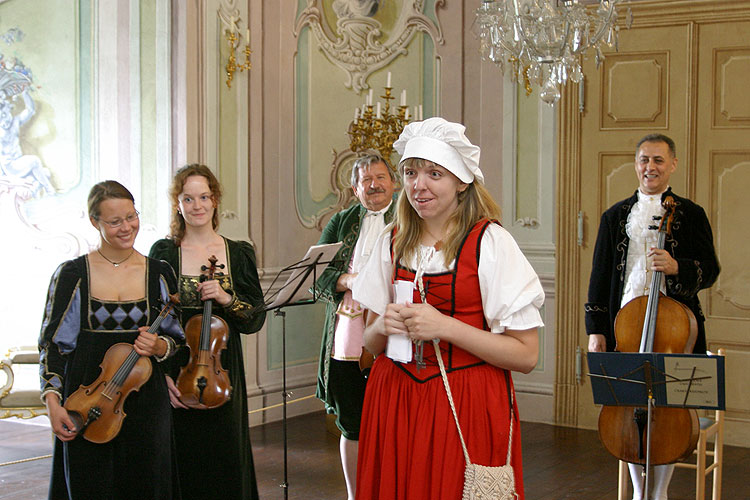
[1, 413, 748, 499]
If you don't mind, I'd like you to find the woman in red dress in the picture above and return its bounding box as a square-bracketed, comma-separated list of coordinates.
[352, 117, 545, 500]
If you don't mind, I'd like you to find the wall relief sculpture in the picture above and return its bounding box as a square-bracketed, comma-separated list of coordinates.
[295, 0, 443, 93]
[0, 55, 54, 198]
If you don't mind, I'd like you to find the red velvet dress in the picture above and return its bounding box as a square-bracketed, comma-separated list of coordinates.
[356, 221, 524, 500]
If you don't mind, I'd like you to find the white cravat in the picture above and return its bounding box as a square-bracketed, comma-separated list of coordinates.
[622, 189, 667, 307]
[351, 201, 391, 273]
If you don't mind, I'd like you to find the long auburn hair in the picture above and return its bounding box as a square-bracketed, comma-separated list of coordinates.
[168, 164, 223, 245]
[392, 158, 501, 267]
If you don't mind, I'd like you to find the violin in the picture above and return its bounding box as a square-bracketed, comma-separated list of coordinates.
[598, 196, 700, 465]
[175, 255, 232, 409]
[64, 295, 179, 443]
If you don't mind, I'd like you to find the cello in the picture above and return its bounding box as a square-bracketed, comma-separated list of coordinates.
[64, 295, 179, 443]
[176, 255, 232, 409]
[598, 196, 700, 467]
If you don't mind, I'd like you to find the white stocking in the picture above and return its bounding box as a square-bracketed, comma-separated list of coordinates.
[628, 463, 645, 500]
[652, 464, 674, 500]
[340, 436, 358, 500]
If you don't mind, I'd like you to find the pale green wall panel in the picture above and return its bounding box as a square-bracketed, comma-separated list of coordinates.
[219, 33, 239, 207]
[266, 302, 326, 370]
[295, 27, 339, 225]
[516, 85, 539, 222]
[294, 4, 437, 227]
[140, 0, 158, 220]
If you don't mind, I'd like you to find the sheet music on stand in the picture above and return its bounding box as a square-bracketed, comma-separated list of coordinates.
[587, 352, 726, 410]
[262, 242, 343, 311]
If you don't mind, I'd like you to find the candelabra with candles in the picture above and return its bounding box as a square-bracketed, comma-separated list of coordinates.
[348, 72, 422, 165]
[224, 16, 251, 89]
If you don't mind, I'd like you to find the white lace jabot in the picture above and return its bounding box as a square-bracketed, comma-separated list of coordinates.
[622, 190, 667, 306]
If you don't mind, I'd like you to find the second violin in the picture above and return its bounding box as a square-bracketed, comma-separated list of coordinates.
[176, 255, 232, 409]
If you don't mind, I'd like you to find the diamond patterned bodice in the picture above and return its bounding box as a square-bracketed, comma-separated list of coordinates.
[89, 298, 148, 331]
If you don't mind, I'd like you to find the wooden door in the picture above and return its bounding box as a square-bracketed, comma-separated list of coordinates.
[556, 1, 750, 448]
[576, 20, 693, 429]
[694, 19, 750, 447]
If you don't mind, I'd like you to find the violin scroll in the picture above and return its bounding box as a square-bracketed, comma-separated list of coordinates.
[200, 255, 225, 282]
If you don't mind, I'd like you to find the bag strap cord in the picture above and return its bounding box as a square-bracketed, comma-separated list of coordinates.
[419, 277, 515, 467]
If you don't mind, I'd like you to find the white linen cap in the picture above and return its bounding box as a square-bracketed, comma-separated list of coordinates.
[392, 117, 484, 184]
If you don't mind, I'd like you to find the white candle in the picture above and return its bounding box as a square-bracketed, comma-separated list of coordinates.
[245, 29, 250, 42]
[362, 104, 366, 115]
[413, 106, 418, 120]
[400, 89, 406, 106]
[354, 108, 359, 120]
[386, 72, 392, 88]
[405, 107, 410, 120]
[376, 102, 381, 118]
[368, 89, 373, 106]
[419, 104, 423, 120]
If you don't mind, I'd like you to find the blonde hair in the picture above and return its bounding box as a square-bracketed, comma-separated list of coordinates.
[392, 158, 501, 267]
[168, 164, 223, 245]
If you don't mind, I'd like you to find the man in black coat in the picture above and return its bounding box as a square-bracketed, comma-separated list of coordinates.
[585, 133, 720, 500]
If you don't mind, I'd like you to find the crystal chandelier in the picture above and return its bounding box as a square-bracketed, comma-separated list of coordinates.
[474, 0, 632, 104]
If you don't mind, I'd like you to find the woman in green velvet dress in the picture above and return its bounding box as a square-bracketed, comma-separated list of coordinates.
[149, 164, 266, 500]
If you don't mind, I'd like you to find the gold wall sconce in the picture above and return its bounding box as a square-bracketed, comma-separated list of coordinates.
[224, 15, 251, 89]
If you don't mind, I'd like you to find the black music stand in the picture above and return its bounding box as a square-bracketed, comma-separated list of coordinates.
[587, 352, 725, 500]
[256, 242, 342, 499]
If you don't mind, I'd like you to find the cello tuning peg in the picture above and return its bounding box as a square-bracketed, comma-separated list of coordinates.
[200, 265, 209, 271]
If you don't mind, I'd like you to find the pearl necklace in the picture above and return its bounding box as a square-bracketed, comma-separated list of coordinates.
[97, 248, 135, 267]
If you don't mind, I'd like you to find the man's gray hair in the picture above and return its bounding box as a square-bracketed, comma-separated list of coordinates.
[636, 134, 676, 158]
[350, 152, 397, 186]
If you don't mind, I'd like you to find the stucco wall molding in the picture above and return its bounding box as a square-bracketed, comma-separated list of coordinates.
[293, 0, 443, 93]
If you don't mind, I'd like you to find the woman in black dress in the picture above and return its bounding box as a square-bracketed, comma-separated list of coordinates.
[149, 164, 266, 500]
[39, 180, 185, 500]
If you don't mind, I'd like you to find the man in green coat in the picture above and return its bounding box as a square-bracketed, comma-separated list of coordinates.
[313, 152, 397, 500]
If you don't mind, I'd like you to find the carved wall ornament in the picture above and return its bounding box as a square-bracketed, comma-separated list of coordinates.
[331, 147, 360, 201]
[217, 0, 240, 31]
[514, 217, 540, 228]
[294, 0, 444, 93]
[220, 209, 238, 220]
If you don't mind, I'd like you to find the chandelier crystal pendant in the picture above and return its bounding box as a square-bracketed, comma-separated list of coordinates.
[473, 0, 632, 104]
